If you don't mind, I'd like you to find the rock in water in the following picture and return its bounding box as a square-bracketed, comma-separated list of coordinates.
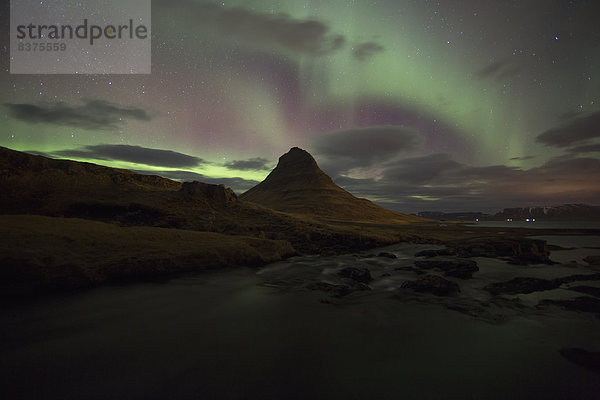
[377, 252, 397, 259]
[414, 259, 479, 279]
[559, 348, 600, 373]
[485, 273, 600, 295]
[583, 255, 600, 267]
[306, 282, 352, 297]
[447, 237, 551, 265]
[401, 275, 460, 296]
[484, 277, 559, 295]
[566, 286, 600, 298]
[339, 267, 373, 283]
[414, 249, 453, 257]
[539, 296, 600, 315]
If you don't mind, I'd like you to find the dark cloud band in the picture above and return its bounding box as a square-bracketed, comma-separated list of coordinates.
[5, 100, 152, 130]
[536, 112, 600, 147]
[312, 125, 422, 175]
[224, 157, 272, 171]
[53, 144, 203, 168]
[165, 2, 345, 56]
[353, 41, 385, 61]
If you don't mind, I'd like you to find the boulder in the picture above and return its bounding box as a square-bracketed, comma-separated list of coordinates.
[401, 275, 460, 296]
[414, 259, 479, 279]
[377, 252, 397, 259]
[394, 266, 427, 275]
[486, 273, 600, 295]
[559, 348, 600, 373]
[180, 181, 237, 205]
[414, 249, 453, 257]
[339, 267, 373, 283]
[447, 237, 551, 265]
[484, 277, 559, 295]
[583, 256, 600, 267]
[566, 286, 600, 298]
[539, 296, 600, 315]
[306, 282, 351, 297]
[558, 273, 600, 284]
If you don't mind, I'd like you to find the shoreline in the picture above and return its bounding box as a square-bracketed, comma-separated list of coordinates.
[2, 213, 599, 298]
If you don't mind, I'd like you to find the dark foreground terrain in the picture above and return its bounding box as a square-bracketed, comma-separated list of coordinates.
[2, 146, 598, 296]
[2, 239, 599, 399]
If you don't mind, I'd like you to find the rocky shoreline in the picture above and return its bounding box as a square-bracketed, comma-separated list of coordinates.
[255, 238, 600, 373]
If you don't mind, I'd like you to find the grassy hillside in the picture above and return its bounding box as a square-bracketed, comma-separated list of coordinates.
[0, 146, 433, 254]
[0, 215, 295, 295]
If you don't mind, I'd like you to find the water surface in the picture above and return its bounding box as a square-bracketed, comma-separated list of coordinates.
[1, 242, 599, 399]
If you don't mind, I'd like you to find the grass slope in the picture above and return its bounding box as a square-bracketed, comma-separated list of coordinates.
[0, 215, 295, 295]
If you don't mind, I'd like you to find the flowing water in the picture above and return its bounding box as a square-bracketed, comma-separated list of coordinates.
[1, 241, 599, 399]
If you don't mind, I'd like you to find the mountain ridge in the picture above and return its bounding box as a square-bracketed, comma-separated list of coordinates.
[417, 204, 600, 221]
[0, 146, 426, 255]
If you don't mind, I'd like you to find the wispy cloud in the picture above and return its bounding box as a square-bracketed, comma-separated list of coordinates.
[5, 100, 153, 130]
[536, 111, 600, 147]
[476, 58, 522, 81]
[134, 169, 260, 194]
[224, 157, 272, 171]
[312, 125, 421, 175]
[328, 152, 599, 213]
[162, 1, 345, 56]
[53, 144, 203, 168]
[353, 41, 385, 61]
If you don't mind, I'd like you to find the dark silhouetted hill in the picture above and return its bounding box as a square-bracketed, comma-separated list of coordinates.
[491, 205, 600, 221]
[417, 205, 600, 222]
[240, 147, 423, 223]
[0, 146, 428, 256]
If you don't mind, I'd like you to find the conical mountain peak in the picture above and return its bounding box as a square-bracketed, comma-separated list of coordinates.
[240, 147, 422, 223]
[277, 147, 319, 170]
[258, 147, 332, 187]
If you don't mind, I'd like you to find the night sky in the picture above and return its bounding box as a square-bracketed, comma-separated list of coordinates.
[1, 0, 599, 213]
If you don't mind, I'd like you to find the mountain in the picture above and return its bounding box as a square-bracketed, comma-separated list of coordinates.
[491, 204, 600, 221]
[0, 146, 425, 254]
[416, 211, 491, 221]
[416, 205, 600, 222]
[240, 147, 422, 223]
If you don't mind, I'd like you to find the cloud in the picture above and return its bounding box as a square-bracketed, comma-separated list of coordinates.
[53, 144, 203, 168]
[327, 152, 600, 214]
[24, 150, 52, 157]
[311, 125, 421, 174]
[476, 59, 522, 81]
[558, 110, 585, 121]
[224, 157, 272, 171]
[536, 111, 600, 147]
[4, 100, 152, 130]
[353, 41, 385, 60]
[164, 2, 345, 56]
[133, 170, 260, 194]
[509, 156, 535, 161]
[568, 143, 600, 154]
[382, 153, 462, 184]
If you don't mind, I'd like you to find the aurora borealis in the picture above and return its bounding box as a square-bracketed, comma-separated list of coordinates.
[1, 0, 599, 212]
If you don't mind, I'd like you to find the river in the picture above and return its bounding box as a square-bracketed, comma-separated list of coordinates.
[1, 241, 599, 399]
